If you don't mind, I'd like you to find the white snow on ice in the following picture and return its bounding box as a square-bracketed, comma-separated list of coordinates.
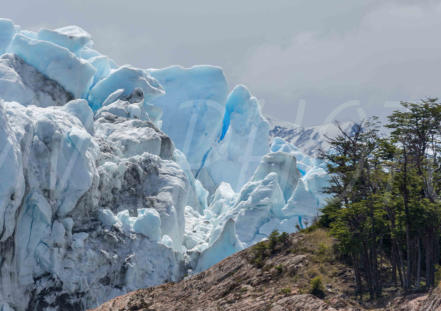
[0, 18, 331, 310]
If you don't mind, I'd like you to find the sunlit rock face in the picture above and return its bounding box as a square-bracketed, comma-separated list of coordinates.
[0, 19, 329, 310]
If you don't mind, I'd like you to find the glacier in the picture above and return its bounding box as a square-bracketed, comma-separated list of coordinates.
[0, 18, 330, 310]
[9, 33, 96, 99]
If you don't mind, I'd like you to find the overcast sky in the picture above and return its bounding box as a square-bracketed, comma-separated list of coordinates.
[3, 0, 441, 126]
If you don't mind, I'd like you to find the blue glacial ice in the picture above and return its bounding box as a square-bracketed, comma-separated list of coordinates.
[0, 19, 331, 310]
[0, 18, 17, 54]
[99, 208, 162, 242]
[149, 65, 228, 169]
[199, 85, 270, 193]
[37, 25, 92, 53]
[8, 34, 96, 98]
[0, 53, 74, 107]
[88, 65, 164, 111]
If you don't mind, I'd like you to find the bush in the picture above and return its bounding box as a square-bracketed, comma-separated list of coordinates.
[310, 276, 325, 298]
[275, 264, 283, 274]
[279, 232, 290, 245]
[280, 287, 291, 295]
[269, 230, 290, 250]
[315, 242, 332, 262]
[251, 241, 269, 267]
[318, 200, 341, 228]
[250, 231, 290, 267]
[269, 230, 280, 250]
[435, 265, 441, 287]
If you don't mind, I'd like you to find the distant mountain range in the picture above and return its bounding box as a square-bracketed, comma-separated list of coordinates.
[266, 115, 355, 156]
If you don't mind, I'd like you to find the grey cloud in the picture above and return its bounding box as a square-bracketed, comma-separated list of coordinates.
[2, 0, 440, 125]
[237, 1, 441, 125]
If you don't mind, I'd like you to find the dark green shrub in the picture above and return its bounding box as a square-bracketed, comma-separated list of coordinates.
[279, 232, 289, 245]
[310, 276, 325, 298]
[275, 264, 283, 274]
[269, 230, 280, 250]
[435, 265, 441, 287]
[280, 287, 291, 295]
[251, 241, 269, 267]
[250, 231, 290, 267]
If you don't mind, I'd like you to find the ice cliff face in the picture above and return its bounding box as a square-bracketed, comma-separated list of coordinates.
[0, 18, 329, 310]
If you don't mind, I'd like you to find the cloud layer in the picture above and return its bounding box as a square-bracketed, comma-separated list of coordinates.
[3, 0, 441, 125]
[237, 1, 441, 125]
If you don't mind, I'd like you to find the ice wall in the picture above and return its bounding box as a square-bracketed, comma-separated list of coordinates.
[0, 19, 330, 310]
[149, 66, 228, 169]
[198, 85, 270, 193]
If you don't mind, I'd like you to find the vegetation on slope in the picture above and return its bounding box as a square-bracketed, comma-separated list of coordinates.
[92, 228, 441, 310]
[92, 229, 363, 310]
[319, 98, 441, 299]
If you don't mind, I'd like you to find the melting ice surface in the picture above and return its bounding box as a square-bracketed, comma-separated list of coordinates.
[0, 18, 330, 310]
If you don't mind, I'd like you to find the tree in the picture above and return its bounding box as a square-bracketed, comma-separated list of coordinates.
[321, 118, 384, 298]
[386, 99, 441, 289]
[320, 98, 441, 297]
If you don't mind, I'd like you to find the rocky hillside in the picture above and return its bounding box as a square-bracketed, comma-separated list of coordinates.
[91, 229, 441, 311]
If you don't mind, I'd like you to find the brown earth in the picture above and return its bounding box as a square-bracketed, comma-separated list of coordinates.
[91, 230, 441, 311]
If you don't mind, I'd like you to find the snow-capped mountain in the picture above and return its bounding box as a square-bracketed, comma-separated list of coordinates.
[266, 115, 355, 157]
[0, 19, 330, 310]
